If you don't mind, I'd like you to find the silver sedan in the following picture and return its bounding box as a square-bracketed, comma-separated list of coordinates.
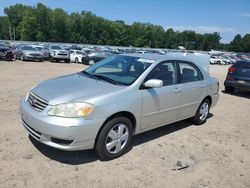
[20, 53, 219, 160]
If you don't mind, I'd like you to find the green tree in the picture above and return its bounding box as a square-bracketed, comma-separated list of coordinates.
[0, 16, 10, 40]
[229, 34, 243, 52]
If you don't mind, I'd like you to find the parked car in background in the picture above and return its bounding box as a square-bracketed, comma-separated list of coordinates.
[69, 50, 87, 63]
[32, 45, 50, 60]
[220, 56, 232, 64]
[224, 61, 250, 93]
[82, 51, 114, 65]
[20, 53, 219, 160]
[137, 50, 148, 54]
[15, 46, 44, 61]
[49, 45, 70, 63]
[0, 43, 14, 61]
[210, 56, 230, 65]
[81, 47, 95, 54]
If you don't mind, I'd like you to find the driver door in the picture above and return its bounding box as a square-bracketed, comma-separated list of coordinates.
[140, 61, 182, 130]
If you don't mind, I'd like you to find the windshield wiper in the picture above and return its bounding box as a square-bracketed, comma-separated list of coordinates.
[80, 71, 98, 79]
[80, 71, 125, 85]
[92, 74, 124, 85]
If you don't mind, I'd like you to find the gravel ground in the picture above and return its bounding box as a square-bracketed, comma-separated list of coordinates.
[0, 60, 249, 188]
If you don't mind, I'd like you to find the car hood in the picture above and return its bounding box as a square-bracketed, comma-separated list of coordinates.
[31, 73, 122, 105]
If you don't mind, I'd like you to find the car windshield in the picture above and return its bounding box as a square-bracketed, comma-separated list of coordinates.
[22, 46, 38, 51]
[81, 55, 155, 85]
[0, 43, 8, 48]
[50, 45, 63, 50]
[76, 51, 85, 55]
[35, 46, 43, 51]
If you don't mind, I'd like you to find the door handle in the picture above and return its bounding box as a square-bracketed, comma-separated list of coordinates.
[174, 88, 181, 93]
[200, 83, 205, 88]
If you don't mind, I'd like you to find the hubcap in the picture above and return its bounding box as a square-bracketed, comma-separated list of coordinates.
[89, 60, 94, 65]
[199, 102, 209, 121]
[105, 124, 129, 154]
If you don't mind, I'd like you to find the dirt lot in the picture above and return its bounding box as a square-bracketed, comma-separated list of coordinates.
[0, 60, 250, 188]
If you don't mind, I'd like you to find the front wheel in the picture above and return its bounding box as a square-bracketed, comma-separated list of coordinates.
[192, 99, 210, 125]
[75, 57, 79, 63]
[20, 54, 25, 61]
[95, 116, 133, 160]
[88, 59, 95, 65]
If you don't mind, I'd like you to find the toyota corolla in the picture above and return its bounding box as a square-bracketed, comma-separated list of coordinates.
[20, 53, 219, 160]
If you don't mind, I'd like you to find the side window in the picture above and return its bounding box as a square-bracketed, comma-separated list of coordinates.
[146, 61, 177, 86]
[179, 62, 203, 83]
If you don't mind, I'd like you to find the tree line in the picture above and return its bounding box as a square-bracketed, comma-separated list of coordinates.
[0, 3, 249, 52]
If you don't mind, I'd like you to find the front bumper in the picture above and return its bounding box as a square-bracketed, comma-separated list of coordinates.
[20, 98, 105, 151]
[24, 55, 43, 61]
[0, 52, 13, 60]
[51, 54, 70, 60]
[224, 80, 250, 91]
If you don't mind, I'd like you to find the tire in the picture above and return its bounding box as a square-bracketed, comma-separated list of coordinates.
[49, 57, 54, 62]
[95, 116, 133, 160]
[88, 59, 95, 65]
[20, 54, 25, 61]
[225, 86, 234, 93]
[65, 59, 70, 63]
[192, 99, 210, 125]
[75, 57, 79, 64]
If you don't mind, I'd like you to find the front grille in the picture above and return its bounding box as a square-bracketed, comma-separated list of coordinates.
[22, 119, 41, 139]
[27, 92, 48, 111]
[51, 137, 73, 146]
[30, 53, 41, 57]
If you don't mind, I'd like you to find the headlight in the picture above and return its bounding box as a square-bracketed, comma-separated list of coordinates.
[48, 102, 94, 118]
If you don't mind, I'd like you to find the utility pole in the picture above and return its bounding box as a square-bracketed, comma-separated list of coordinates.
[9, 25, 12, 40]
[13, 26, 15, 41]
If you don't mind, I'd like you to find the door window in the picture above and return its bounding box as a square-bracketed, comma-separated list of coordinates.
[145, 61, 177, 86]
[179, 62, 203, 83]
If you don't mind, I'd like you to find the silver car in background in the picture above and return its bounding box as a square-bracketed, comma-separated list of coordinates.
[20, 53, 219, 160]
[16, 45, 44, 61]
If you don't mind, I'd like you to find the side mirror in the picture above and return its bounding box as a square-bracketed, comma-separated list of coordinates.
[144, 79, 163, 88]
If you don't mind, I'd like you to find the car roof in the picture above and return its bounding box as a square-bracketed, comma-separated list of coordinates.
[122, 52, 204, 61]
[121, 52, 210, 72]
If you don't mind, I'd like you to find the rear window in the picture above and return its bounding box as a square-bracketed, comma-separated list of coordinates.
[234, 61, 250, 68]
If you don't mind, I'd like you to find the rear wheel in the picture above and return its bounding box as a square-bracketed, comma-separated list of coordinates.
[225, 86, 234, 93]
[75, 57, 79, 63]
[95, 116, 133, 160]
[192, 99, 210, 125]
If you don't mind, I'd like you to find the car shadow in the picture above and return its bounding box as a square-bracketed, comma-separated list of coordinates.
[29, 136, 99, 165]
[29, 114, 213, 165]
[132, 114, 213, 147]
[221, 90, 250, 99]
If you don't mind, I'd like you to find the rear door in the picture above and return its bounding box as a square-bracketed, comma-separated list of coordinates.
[177, 61, 206, 119]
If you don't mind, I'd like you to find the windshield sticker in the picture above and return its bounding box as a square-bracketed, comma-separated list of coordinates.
[138, 58, 155, 64]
